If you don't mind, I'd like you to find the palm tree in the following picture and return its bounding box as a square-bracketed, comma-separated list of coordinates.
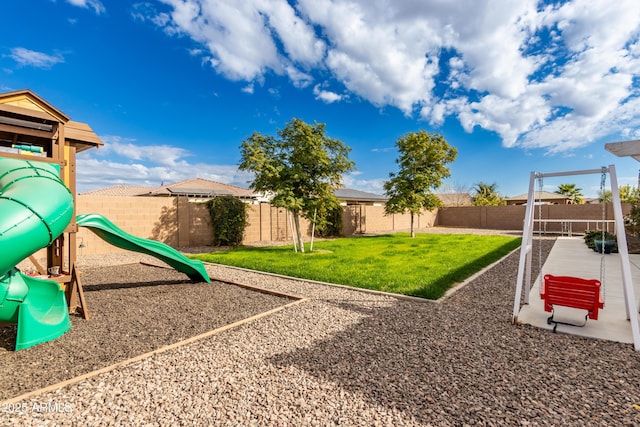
[472, 182, 505, 206]
[555, 183, 584, 204]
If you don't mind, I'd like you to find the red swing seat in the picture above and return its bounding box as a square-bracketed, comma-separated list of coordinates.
[541, 274, 604, 321]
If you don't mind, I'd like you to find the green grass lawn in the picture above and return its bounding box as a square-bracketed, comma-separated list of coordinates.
[192, 233, 521, 299]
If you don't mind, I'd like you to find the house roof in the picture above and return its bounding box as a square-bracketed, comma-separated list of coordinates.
[148, 178, 255, 198]
[80, 185, 157, 196]
[82, 181, 387, 202]
[334, 188, 387, 202]
[506, 191, 569, 201]
[80, 178, 256, 198]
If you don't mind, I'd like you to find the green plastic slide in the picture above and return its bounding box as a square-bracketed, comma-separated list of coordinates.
[0, 158, 73, 350]
[76, 213, 210, 283]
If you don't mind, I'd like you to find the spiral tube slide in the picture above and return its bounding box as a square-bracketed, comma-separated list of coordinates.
[0, 158, 73, 350]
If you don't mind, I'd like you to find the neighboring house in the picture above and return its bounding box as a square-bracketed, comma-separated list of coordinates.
[334, 188, 387, 206]
[83, 181, 389, 207]
[147, 178, 257, 202]
[80, 185, 157, 197]
[506, 191, 571, 205]
[583, 198, 603, 205]
[81, 178, 260, 203]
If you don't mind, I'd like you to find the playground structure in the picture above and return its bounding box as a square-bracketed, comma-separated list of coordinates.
[0, 159, 73, 349]
[512, 165, 640, 351]
[0, 90, 210, 350]
[76, 213, 209, 282]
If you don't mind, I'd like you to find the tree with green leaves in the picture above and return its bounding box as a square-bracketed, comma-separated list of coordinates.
[383, 131, 457, 237]
[555, 183, 584, 204]
[472, 182, 506, 206]
[239, 118, 354, 252]
[619, 184, 640, 203]
[599, 189, 612, 203]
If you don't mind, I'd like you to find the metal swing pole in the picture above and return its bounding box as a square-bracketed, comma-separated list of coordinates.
[599, 168, 607, 300]
[531, 167, 608, 178]
[609, 165, 640, 350]
[513, 171, 537, 322]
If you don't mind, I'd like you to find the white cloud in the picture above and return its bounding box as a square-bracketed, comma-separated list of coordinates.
[79, 135, 382, 194]
[77, 157, 253, 193]
[9, 48, 64, 69]
[241, 83, 254, 94]
[132, 3, 172, 29]
[313, 84, 342, 103]
[141, 0, 640, 154]
[284, 65, 314, 88]
[77, 136, 254, 193]
[300, 0, 441, 113]
[258, 0, 325, 66]
[371, 147, 395, 153]
[342, 173, 386, 195]
[436, 0, 640, 152]
[153, 0, 323, 84]
[66, 0, 105, 15]
[97, 136, 190, 167]
[621, 127, 640, 140]
[456, 94, 551, 147]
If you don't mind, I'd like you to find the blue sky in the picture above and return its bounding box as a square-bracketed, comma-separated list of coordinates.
[2, 0, 640, 198]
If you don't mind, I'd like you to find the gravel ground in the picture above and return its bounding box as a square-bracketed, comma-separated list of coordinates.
[2, 238, 640, 426]
[0, 260, 293, 400]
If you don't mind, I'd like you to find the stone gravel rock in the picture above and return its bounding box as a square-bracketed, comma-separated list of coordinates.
[2, 239, 640, 426]
[0, 263, 291, 400]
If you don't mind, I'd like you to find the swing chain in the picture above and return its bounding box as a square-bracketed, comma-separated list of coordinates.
[537, 175, 543, 285]
[600, 167, 607, 298]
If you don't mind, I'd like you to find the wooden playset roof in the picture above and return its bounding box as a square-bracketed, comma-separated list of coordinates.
[0, 89, 103, 152]
[605, 139, 640, 162]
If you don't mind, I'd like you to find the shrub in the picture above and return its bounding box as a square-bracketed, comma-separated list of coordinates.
[584, 229, 616, 252]
[316, 204, 343, 237]
[206, 196, 248, 247]
[625, 202, 640, 237]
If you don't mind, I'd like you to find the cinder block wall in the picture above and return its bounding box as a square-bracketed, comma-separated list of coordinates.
[76, 195, 179, 255]
[187, 201, 212, 246]
[342, 205, 437, 234]
[436, 206, 526, 229]
[436, 203, 629, 232]
[342, 206, 362, 235]
[71, 194, 631, 255]
[243, 204, 311, 243]
[363, 206, 393, 231]
[76, 196, 318, 253]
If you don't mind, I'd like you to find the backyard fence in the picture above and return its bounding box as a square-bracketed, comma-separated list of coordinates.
[70, 195, 631, 255]
[436, 203, 628, 234]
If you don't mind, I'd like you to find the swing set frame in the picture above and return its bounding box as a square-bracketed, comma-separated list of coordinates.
[512, 164, 640, 351]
